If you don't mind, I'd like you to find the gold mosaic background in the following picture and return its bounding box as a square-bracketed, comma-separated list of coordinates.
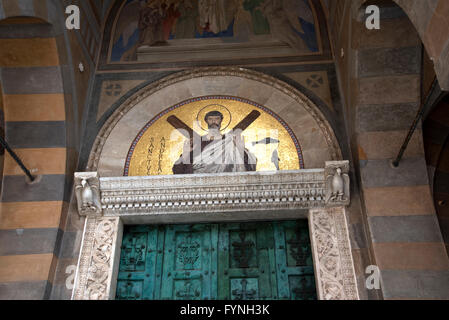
[127, 98, 301, 176]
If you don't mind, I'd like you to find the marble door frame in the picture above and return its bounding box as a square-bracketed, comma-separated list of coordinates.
[71, 162, 359, 300]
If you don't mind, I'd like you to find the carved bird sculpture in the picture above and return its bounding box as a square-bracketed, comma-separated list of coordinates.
[75, 176, 101, 215]
[326, 167, 349, 203]
[331, 168, 344, 201]
[81, 179, 94, 209]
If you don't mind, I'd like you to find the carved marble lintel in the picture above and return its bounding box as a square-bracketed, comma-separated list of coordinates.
[74, 172, 102, 217]
[99, 170, 327, 214]
[325, 161, 350, 207]
[72, 217, 121, 300]
[74, 167, 352, 216]
[309, 207, 359, 300]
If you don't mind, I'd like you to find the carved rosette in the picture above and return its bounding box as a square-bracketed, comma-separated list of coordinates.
[309, 207, 359, 300]
[72, 217, 120, 300]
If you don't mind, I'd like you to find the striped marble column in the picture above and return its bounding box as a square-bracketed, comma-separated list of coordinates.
[355, 4, 449, 299]
[0, 16, 68, 299]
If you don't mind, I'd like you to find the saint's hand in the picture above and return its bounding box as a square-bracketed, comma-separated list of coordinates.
[183, 138, 194, 154]
[233, 133, 246, 156]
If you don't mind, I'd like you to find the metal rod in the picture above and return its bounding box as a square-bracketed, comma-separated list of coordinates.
[0, 135, 35, 182]
[392, 80, 438, 167]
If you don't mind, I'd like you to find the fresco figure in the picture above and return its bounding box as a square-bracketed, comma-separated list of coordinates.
[162, 2, 181, 40]
[119, 0, 165, 60]
[258, 0, 308, 50]
[125, 98, 302, 176]
[234, 0, 254, 40]
[174, 0, 199, 39]
[112, 0, 319, 61]
[243, 0, 270, 35]
[113, 0, 142, 51]
[199, 0, 229, 34]
[138, 2, 166, 46]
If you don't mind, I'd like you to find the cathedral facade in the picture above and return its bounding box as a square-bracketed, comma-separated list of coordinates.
[0, 0, 448, 300]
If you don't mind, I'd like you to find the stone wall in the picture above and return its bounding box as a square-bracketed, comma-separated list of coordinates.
[0, 0, 99, 300]
[393, 0, 449, 90]
[329, 0, 449, 299]
[0, 16, 67, 300]
[424, 96, 449, 257]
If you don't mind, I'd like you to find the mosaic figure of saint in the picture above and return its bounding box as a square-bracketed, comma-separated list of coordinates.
[172, 111, 258, 174]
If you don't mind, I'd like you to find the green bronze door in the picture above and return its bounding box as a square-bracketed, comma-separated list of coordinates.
[115, 225, 162, 300]
[218, 222, 277, 299]
[273, 220, 317, 300]
[116, 220, 316, 300]
[160, 224, 218, 300]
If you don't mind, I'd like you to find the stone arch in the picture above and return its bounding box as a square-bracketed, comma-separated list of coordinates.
[351, 0, 449, 300]
[360, 0, 449, 90]
[0, 7, 75, 299]
[0, 0, 64, 27]
[88, 67, 343, 176]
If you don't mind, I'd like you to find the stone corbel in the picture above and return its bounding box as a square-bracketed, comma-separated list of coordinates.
[74, 172, 102, 217]
[325, 161, 350, 207]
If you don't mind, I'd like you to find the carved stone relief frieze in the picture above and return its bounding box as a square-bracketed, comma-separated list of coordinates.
[309, 207, 359, 300]
[72, 217, 122, 300]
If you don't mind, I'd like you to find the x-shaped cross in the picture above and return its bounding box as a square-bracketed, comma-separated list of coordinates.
[167, 110, 261, 141]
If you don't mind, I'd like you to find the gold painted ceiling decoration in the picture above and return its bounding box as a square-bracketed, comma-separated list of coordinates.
[125, 96, 304, 176]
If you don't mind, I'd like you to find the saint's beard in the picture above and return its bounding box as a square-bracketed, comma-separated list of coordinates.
[207, 126, 221, 138]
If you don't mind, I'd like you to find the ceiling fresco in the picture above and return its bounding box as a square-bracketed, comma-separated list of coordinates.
[110, 0, 321, 63]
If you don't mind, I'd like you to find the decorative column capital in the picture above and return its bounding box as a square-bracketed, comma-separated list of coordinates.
[324, 161, 350, 207]
[74, 172, 102, 217]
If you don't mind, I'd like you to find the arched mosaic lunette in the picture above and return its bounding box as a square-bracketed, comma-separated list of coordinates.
[87, 67, 342, 172]
[123, 95, 305, 176]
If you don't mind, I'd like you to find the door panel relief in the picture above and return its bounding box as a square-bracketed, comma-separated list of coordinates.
[116, 220, 316, 300]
